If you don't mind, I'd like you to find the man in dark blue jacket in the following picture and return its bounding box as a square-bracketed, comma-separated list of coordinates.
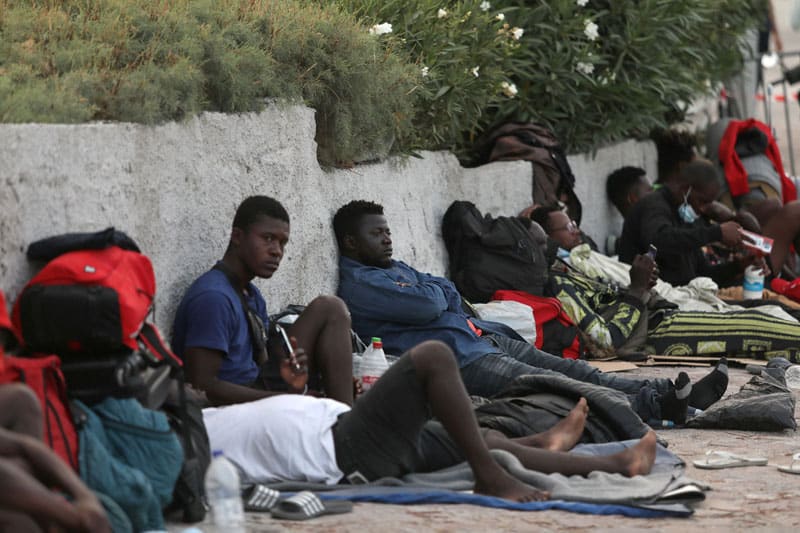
[334, 200, 725, 425]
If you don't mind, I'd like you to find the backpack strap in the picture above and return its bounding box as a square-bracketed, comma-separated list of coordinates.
[211, 263, 269, 366]
[138, 322, 183, 368]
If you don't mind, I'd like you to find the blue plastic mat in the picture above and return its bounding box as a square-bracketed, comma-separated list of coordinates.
[311, 487, 693, 518]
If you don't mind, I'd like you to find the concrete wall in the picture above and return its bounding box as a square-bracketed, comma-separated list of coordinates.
[0, 104, 655, 336]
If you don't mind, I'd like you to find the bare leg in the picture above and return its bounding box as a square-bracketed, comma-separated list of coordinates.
[0, 509, 43, 533]
[289, 296, 354, 405]
[0, 384, 43, 439]
[513, 398, 589, 451]
[748, 198, 782, 228]
[408, 341, 548, 502]
[763, 201, 800, 274]
[485, 430, 657, 477]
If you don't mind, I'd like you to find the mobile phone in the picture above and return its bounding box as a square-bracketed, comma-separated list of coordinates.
[274, 323, 301, 371]
[646, 244, 657, 260]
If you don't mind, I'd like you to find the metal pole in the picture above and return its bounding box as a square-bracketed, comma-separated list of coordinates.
[781, 76, 796, 175]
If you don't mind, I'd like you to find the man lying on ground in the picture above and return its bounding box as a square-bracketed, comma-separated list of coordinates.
[203, 339, 657, 499]
[172, 196, 355, 406]
[332, 200, 727, 424]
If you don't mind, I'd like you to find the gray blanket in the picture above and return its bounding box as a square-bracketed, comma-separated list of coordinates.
[265, 440, 707, 508]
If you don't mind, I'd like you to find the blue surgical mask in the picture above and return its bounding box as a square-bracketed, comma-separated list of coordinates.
[678, 187, 698, 224]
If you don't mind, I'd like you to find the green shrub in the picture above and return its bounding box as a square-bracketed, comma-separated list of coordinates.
[328, 0, 762, 159]
[0, 0, 418, 166]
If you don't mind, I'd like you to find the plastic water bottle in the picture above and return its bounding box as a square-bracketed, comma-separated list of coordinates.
[785, 365, 800, 389]
[743, 265, 765, 299]
[358, 337, 389, 393]
[204, 450, 245, 532]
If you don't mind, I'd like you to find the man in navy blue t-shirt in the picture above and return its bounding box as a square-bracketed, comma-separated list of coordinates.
[172, 196, 354, 406]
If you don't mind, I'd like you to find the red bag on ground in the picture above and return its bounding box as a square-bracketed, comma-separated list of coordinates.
[492, 290, 582, 359]
[11, 245, 180, 366]
[0, 354, 79, 470]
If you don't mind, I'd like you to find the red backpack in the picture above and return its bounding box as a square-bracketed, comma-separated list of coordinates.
[12, 245, 180, 366]
[492, 290, 582, 359]
[0, 354, 79, 470]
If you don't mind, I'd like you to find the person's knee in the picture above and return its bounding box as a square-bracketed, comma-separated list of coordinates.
[305, 295, 351, 325]
[408, 340, 457, 372]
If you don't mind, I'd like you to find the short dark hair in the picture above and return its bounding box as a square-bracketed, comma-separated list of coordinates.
[606, 166, 647, 212]
[529, 205, 563, 234]
[333, 200, 384, 249]
[652, 128, 697, 181]
[232, 196, 289, 230]
[680, 158, 720, 189]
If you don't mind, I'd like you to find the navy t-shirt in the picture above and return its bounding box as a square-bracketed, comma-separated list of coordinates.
[171, 268, 269, 385]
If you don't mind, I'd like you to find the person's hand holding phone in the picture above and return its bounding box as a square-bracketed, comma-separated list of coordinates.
[629, 253, 658, 300]
[275, 325, 309, 393]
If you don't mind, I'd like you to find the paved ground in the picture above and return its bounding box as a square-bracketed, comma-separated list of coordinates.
[172, 364, 799, 532]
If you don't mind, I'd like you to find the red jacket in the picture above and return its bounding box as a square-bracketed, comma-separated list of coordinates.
[718, 119, 797, 204]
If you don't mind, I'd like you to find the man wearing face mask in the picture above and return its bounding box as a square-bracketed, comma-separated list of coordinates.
[618, 159, 744, 287]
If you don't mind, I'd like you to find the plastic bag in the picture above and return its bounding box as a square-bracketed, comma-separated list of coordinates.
[473, 300, 536, 344]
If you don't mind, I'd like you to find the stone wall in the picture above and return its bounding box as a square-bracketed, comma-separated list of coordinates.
[0, 104, 655, 335]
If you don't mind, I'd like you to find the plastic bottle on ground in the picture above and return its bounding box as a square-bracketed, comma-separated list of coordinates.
[204, 450, 245, 532]
[785, 365, 800, 389]
[358, 337, 389, 393]
[743, 265, 765, 299]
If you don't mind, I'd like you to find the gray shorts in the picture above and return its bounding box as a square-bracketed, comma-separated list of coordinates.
[331, 354, 475, 482]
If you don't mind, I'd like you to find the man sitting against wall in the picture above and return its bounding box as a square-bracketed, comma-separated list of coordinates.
[172, 196, 355, 406]
[332, 200, 733, 425]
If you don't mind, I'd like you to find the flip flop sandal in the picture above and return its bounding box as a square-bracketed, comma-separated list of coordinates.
[242, 484, 281, 512]
[777, 452, 800, 475]
[270, 491, 353, 521]
[693, 450, 768, 470]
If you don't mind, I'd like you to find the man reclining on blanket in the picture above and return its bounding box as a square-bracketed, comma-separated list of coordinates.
[332, 201, 728, 425]
[203, 339, 657, 497]
[529, 205, 800, 367]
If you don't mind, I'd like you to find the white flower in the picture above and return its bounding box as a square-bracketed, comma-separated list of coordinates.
[500, 81, 518, 97]
[496, 13, 505, 21]
[576, 61, 594, 75]
[480, 1, 491, 11]
[368, 22, 393, 36]
[421, 66, 430, 77]
[510, 27, 524, 40]
[576, 0, 589, 6]
[470, 66, 480, 78]
[437, 8, 448, 18]
[583, 20, 599, 41]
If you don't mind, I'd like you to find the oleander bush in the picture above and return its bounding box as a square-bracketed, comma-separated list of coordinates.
[329, 0, 763, 160]
[0, 0, 418, 166]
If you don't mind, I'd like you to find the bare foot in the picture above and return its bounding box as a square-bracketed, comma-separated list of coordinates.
[612, 430, 657, 477]
[515, 397, 589, 451]
[474, 467, 550, 502]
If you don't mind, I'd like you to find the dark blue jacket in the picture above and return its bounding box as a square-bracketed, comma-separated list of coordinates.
[338, 256, 519, 367]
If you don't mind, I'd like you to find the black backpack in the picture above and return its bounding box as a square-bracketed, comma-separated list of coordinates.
[442, 201, 548, 303]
